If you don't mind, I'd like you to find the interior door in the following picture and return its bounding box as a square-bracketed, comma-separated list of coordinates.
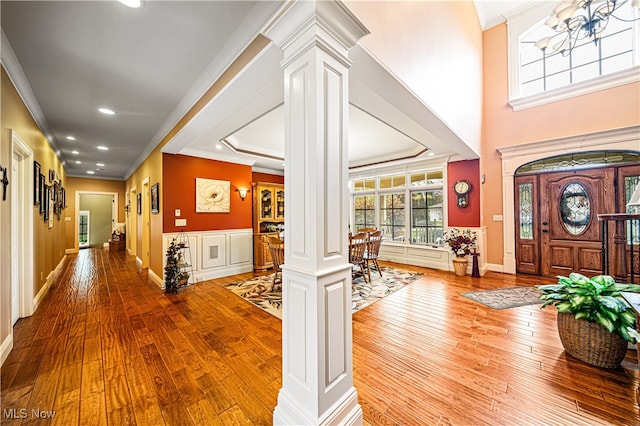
[539, 168, 615, 277]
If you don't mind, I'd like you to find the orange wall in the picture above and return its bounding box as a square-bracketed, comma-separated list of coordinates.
[481, 23, 640, 265]
[64, 177, 126, 251]
[252, 172, 284, 185]
[346, 0, 483, 153]
[447, 160, 480, 228]
[163, 154, 253, 233]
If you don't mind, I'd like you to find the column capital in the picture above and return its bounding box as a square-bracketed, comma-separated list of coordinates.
[263, 0, 369, 67]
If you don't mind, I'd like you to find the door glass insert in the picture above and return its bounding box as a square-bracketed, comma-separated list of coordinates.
[519, 183, 533, 239]
[560, 182, 591, 235]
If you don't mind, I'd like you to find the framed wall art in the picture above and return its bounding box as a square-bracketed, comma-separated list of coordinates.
[151, 183, 159, 214]
[137, 193, 142, 215]
[196, 178, 230, 213]
[43, 185, 49, 222]
[39, 174, 46, 214]
[34, 161, 41, 206]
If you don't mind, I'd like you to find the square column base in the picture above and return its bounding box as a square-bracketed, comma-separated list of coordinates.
[274, 386, 362, 426]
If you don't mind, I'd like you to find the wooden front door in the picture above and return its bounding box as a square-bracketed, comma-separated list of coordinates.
[538, 168, 616, 277]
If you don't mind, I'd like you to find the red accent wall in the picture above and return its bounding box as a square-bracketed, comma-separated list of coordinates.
[252, 172, 284, 185]
[163, 154, 253, 233]
[447, 159, 480, 227]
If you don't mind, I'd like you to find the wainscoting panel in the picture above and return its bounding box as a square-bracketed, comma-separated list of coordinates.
[228, 232, 252, 265]
[162, 229, 253, 285]
[202, 235, 226, 270]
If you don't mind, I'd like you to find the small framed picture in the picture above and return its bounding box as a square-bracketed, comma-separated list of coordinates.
[137, 193, 142, 215]
[39, 174, 46, 214]
[151, 183, 159, 214]
[43, 185, 50, 222]
[34, 161, 41, 206]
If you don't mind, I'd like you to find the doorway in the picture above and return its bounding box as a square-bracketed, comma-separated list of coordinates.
[10, 130, 34, 322]
[515, 156, 640, 277]
[79, 210, 90, 248]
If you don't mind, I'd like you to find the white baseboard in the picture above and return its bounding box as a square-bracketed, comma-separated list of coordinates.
[148, 268, 163, 289]
[486, 263, 505, 273]
[0, 332, 13, 367]
[193, 264, 254, 283]
[33, 255, 66, 312]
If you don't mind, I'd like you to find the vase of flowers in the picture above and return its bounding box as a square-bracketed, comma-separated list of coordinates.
[444, 228, 477, 276]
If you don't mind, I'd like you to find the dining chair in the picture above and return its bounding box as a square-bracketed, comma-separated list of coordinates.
[267, 236, 285, 286]
[357, 227, 377, 234]
[349, 232, 369, 283]
[363, 230, 383, 282]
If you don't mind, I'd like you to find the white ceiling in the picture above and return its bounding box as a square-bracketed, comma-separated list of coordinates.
[1, 1, 540, 180]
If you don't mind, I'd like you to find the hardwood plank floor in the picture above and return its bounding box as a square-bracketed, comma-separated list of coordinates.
[2, 248, 639, 425]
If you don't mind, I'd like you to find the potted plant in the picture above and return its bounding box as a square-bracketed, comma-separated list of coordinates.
[164, 239, 188, 293]
[537, 273, 640, 368]
[443, 228, 477, 276]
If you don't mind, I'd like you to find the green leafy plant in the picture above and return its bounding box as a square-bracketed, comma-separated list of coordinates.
[537, 273, 640, 343]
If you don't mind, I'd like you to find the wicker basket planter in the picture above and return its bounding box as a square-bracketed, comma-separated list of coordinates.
[557, 312, 628, 369]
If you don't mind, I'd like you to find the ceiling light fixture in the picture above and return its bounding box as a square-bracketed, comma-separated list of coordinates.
[75, 161, 82, 164]
[536, 0, 640, 56]
[98, 107, 115, 116]
[66, 136, 76, 141]
[96, 163, 105, 167]
[215, 144, 223, 150]
[87, 170, 95, 175]
[97, 146, 109, 151]
[118, 0, 141, 8]
[71, 150, 80, 155]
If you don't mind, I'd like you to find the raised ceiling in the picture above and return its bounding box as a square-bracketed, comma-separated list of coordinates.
[1, 1, 532, 180]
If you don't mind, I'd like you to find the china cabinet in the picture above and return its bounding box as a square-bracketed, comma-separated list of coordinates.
[253, 182, 284, 271]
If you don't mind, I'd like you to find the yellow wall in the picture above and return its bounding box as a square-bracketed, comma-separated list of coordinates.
[1, 67, 66, 346]
[65, 177, 126, 251]
[346, 0, 484, 153]
[481, 23, 640, 264]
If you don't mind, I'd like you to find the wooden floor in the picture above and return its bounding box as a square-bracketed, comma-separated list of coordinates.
[2, 249, 640, 425]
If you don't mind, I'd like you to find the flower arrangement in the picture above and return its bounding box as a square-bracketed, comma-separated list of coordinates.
[443, 227, 477, 257]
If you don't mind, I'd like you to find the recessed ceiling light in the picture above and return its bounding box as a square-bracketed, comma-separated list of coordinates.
[98, 107, 115, 116]
[118, 0, 141, 8]
[215, 144, 222, 150]
[75, 161, 82, 164]
[97, 146, 109, 151]
[96, 163, 105, 167]
[427, 152, 435, 157]
[87, 170, 95, 175]
[66, 136, 76, 141]
[71, 150, 80, 155]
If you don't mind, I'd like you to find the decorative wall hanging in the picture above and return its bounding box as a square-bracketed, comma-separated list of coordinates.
[48, 169, 60, 184]
[196, 178, 230, 213]
[34, 161, 41, 205]
[39, 174, 46, 214]
[43, 185, 50, 222]
[151, 183, 159, 214]
[137, 193, 142, 215]
[1, 165, 8, 201]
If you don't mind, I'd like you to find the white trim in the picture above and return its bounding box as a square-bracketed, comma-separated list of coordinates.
[0, 334, 13, 367]
[10, 130, 35, 319]
[497, 125, 640, 274]
[509, 66, 640, 111]
[33, 255, 66, 313]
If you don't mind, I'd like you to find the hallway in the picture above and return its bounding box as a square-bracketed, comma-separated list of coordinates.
[2, 249, 639, 425]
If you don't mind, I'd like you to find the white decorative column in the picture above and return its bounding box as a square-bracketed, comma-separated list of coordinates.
[264, 1, 369, 425]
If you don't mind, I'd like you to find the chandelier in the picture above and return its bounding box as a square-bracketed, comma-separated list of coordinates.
[535, 0, 640, 55]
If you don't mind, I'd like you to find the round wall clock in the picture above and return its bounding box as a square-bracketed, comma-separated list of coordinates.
[453, 179, 471, 208]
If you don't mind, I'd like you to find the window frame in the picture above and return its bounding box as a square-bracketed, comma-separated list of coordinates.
[350, 167, 445, 247]
[506, 3, 640, 111]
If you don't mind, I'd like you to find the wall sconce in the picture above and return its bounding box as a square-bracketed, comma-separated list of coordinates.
[236, 188, 249, 201]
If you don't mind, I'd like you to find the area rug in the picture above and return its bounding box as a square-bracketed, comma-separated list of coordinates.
[223, 266, 424, 319]
[461, 286, 544, 310]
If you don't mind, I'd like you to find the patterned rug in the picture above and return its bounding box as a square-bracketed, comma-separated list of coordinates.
[461, 286, 544, 310]
[223, 266, 424, 319]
